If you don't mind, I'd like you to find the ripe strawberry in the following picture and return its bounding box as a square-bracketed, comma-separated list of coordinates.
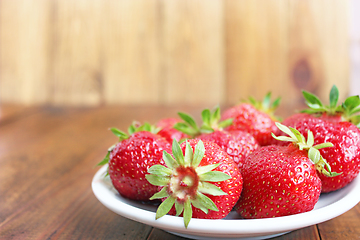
[236, 123, 337, 219]
[221, 93, 281, 146]
[146, 139, 242, 228]
[174, 106, 259, 169]
[198, 131, 258, 170]
[98, 122, 172, 201]
[156, 118, 190, 143]
[280, 86, 360, 192]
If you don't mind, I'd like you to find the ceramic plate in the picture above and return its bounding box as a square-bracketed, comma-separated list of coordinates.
[92, 165, 360, 240]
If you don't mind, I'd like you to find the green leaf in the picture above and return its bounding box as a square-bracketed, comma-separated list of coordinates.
[274, 122, 297, 140]
[201, 109, 211, 126]
[178, 112, 199, 131]
[183, 199, 192, 228]
[172, 139, 185, 165]
[343, 96, 360, 112]
[155, 196, 176, 220]
[195, 163, 220, 175]
[190, 198, 208, 214]
[163, 151, 178, 169]
[145, 174, 170, 186]
[313, 142, 334, 150]
[248, 96, 257, 107]
[140, 122, 151, 132]
[218, 118, 233, 129]
[199, 171, 231, 182]
[329, 85, 339, 109]
[97, 152, 110, 166]
[271, 134, 296, 143]
[308, 147, 321, 164]
[128, 124, 136, 135]
[289, 127, 306, 143]
[212, 106, 221, 123]
[192, 140, 205, 167]
[184, 141, 193, 167]
[175, 200, 184, 216]
[196, 192, 218, 212]
[306, 130, 314, 147]
[148, 165, 172, 176]
[262, 92, 271, 109]
[271, 97, 281, 110]
[306, 103, 323, 110]
[198, 182, 227, 196]
[110, 128, 129, 140]
[150, 187, 170, 200]
[199, 125, 214, 134]
[173, 122, 196, 136]
[302, 90, 323, 108]
[349, 105, 360, 115]
[96, 144, 116, 166]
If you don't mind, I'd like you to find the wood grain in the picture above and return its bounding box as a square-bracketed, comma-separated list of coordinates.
[0, 0, 51, 105]
[288, 0, 350, 106]
[162, 0, 224, 105]
[225, 0, 289, 104]
[0, 1, 351, 109]
[50, 0, 104, 106]
[101, 0, 163, 105]
[0, 104, 359, 239]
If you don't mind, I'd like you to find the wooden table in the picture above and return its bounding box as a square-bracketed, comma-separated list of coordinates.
[1, 104, 359, 240]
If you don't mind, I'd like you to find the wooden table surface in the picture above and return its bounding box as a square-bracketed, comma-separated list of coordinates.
[1, 104, 359, 240]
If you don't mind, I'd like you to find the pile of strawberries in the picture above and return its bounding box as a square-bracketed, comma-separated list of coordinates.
[98, 86, 360, 228]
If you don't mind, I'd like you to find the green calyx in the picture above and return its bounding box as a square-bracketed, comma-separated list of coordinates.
[248, 92, 282, 121]
[302, 85, 360, 127]
[174, 106, 233, 138]
[145, 139, 231, 228]
[96, 121, 161, 167]
[271, 122, 341, 177]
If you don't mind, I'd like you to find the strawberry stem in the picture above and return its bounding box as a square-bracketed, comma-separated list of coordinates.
[272, 122, 341, 177]
[145, 139, 230, 228]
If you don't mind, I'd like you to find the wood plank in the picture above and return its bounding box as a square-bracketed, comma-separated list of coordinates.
[101, 0, 162, 105]
[224, 0, 289, 105]
[50, 0, 104, 105]
[0, 0, 51, 104]
[317, 203, 360, 239]
[148, 228, 188, 240]
[0, 106, 155, 238]
[0, 105, 210, 239]
[147, 223, 320, 240]
[162, 0, 225, 106]
[275, 226, 320, 240]
[288, 0, 349, 106]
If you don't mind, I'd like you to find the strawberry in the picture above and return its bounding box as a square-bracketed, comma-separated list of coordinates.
[280, 85, 360, 192]
[146, 139, 242, 228]
[98, 122, 172, 201]
[221, 93, 281, 146]
[156, 118, 190, 143]
[197, 131, 258, 170]
[174, 106, 259, 169]
[235, 123, 337, 219]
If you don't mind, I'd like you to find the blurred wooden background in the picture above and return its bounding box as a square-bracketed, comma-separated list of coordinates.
[0, 0, 352, 109]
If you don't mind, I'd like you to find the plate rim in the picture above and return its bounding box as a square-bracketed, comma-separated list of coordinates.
[92, 164, 360, 238]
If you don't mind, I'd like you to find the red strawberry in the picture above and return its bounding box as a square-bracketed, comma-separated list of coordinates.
[146, 139, 242, 228]
[236, 123, 336, 219]
[280, 85, 360, 192]
[221, 93, 281, 146]
[174, 106, 259, 169]
[156, 118, 190, 143]
[98, 123, 172, 201]
[198, 130, 258, 170]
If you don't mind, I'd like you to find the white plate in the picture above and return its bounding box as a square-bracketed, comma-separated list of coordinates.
[92, 165, 360, 240]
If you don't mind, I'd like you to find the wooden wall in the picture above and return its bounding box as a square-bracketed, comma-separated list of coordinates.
[0, 0, 350, 108]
